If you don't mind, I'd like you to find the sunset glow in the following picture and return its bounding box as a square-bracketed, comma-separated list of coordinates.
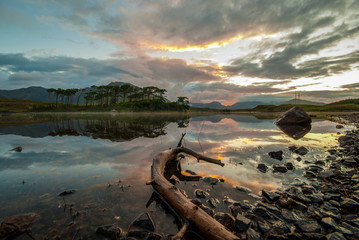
[0, 0, 358, 104]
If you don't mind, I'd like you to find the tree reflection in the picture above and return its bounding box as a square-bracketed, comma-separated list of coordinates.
[46, 114, 188, 141]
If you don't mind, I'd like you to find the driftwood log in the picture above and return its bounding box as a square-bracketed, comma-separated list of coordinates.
[148, 135, 240, 240]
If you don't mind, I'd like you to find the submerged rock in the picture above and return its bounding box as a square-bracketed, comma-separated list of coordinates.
[96, 224, 122, 239]
[273, 164, 288, 173]
[257, 163, 268, 173]
[214, 212, 236, 231]
[268, 150, 283, 160]
[58, 190, 76, 196]
[0, 213, 39, 239]
[235, 186, 252, 193]
[194, 189, 209, 198]
[10, 146, 22, 152]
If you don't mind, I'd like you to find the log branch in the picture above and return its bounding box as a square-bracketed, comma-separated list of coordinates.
[149, 145, 239, 240]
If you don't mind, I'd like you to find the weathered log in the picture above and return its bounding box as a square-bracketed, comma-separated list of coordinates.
[150, 146, 239, 240]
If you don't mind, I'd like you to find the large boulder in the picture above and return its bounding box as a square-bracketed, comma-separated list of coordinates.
[275, 106, 312, 126]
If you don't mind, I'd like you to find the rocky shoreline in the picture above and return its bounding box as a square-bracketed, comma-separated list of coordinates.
[204, 115, 359, 240]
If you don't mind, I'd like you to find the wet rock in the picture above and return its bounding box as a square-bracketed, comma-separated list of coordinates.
[273, 164, 288, 173]
[338, 136, 354, 147]
[246, 227, 260, 240]
[305, 171, 317, 178]
[294, 146, 309, 156]
[131, 214, 155, 231]
[307, 194, 324, 203]
[296, 156, 302, 161]
[252, 206, 271, 219]
[207, 197, 220, 208]
[235, 185, 252, 193]
[0, 213, 39, 239]
[329, 200, 340, 208]
[257, 202, 281, 217]
[296, 219, 321, 233]
[235, 213, 251, 232]
[307, 165, 324, 173]
[323, 202, 340, 215]
[335, 226, 353, 236]
[321, 217, 338, 229]
[323, 193, 341, 201]
[341, 222, 359, 234]
[194, 189, 209, 198]
[96, 224, 122, 239]
[58, 190, 76, 196]
[319, 209, 341, 220]
[10, 146, 22, 152]
[336, 124, 344, 129]
[214, 212, 236, 231]
[301, 184, 315, 194]
[127, 230, 150, 239]
[326, 232, 346, 240]
[278, 196, 307, 211]
[262, 189, 280, 203]
[200, 204, 214, 217]
[228, 204, 242, 217]
[248, 193, 262, 200]
[349, 218, 359, 228]
[285, 162, 294, 170]
[202, 176, 219, 185]
[269, 150, 283, 160]
[281, 208, 301, 223]
[190, 199, 202, 206]
[341, 198, 359, 213]
[318, 169, 335, 179]
[302, 233, 326, 240]
[315, 160, 326, 166]
[275, 106, 312, 126]
[237, 200, 253, 211]
[257, 163, 268, 173]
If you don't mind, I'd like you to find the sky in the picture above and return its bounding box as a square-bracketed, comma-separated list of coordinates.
[0, 0, 358, 105]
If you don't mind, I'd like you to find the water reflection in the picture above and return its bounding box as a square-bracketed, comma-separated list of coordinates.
[276, 123, 312, 139]
[0, 113, 346, 239]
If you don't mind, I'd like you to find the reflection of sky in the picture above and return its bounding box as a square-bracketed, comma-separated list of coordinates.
[0, 114, 346, 238]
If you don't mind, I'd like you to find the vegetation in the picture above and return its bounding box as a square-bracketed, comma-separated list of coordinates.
[37, 84, 190, 112]
[326, 98, 359, 106]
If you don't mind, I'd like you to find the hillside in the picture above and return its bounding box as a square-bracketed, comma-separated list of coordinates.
[327, 98, 359, 105]
[0, 86, 48, 102]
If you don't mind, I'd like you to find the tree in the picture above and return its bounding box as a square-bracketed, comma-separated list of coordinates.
[177, 96, 190, 110]
[77, 88, 86, 106]
[46, 88, 56, 103]
[120, 84, 133, 103]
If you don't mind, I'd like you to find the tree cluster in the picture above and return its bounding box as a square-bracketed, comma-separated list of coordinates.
[45, 84, 190, 111]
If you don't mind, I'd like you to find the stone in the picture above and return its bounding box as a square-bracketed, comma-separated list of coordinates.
[336, 125, 344, 129]
[307, 194, 324, 203]
[302, 233, 327, 240]
[296, 219, 321, 233]
[321, 217, 338, 229]
[228, 204, 242, 217]
[257, 163, 268, 173]
[273, 164, 288, 173]
[58, 189, 76, 196]
[214, 212, 236, 231]
[326, 232, 346, 240]
[281, 209, 301, 223]
[253, 206, 271, 219]
[235, 185, 252, 193]
[10, 146, 22, 152]
[284, 162, 294, 170]
[202, 176, 219, 185]
[341, 198, 359, 213]
[341, 222, 359, 234]
[200, 204, 214, 217]
[194, 189, 209, 198]
[305, 171, 317, 178]
[335, 226, 353, 236]
[269, 150, 284, 160]
[319, 210, 341, 220]
[257, 202, 281, 217]
[323, 202, 340, 215]
[96, 224, 122, 239]
[235, 213, 251, 232]
[275, 106, 312, 126]
[294, 146, 309, 156]
[262, 189, 280, 202]
[248, 193, 262, 200]
[0, 213, 39, 239]
[207, 198, 220, 208]
[338, 136, 354, 147]
[185, 169, 197, 175]
[246, 227, 261, 240]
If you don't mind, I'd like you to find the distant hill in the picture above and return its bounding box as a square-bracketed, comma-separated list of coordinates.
[0, 82, 138, 103]
[283, 99, 325, 105]
[190, 101, 226, 109]
[326, 98, 359, 105]
[0, 86, 48, 102]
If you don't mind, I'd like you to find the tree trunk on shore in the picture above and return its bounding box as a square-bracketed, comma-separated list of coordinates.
[148, 136, 240, 240]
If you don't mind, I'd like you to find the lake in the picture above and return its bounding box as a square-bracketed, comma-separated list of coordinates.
[0, 112, 349, 239]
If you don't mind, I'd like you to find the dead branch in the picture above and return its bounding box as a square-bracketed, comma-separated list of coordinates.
[149, 146, 239, 240]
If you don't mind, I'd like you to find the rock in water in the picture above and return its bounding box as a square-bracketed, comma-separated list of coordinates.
[0, 213, 39, 238]
[275, 106, 312, 126]
[268, 150, 284, 160]
[275, 106, 312, 139]
[10, 146, 22, 152]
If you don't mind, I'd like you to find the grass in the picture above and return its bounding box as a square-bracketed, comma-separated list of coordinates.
[0, 98, 49, 112]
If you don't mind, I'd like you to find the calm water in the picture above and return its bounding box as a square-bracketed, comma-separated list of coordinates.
[0, 112, 349, 239]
